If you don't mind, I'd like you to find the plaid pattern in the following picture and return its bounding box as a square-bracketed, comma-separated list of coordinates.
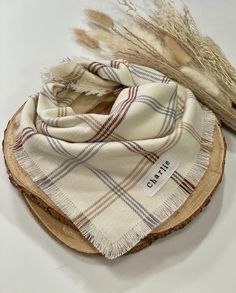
[14, 58, 216, 259]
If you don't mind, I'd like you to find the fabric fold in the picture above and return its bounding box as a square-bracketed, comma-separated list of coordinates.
[14, 58, 216, 259]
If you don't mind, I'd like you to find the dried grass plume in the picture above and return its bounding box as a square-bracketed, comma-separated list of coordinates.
[85, 9, 114, 29]
[74, 28, 99, 49]
[73, 0, 236, 131]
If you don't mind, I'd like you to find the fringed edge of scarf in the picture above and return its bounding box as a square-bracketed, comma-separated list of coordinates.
[13, 108, 217, 259]
[41, 57, 117, 97]
[13, 114, 82, 219]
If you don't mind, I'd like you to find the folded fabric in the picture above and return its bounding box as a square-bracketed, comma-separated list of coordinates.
[14, 58, 216, 259]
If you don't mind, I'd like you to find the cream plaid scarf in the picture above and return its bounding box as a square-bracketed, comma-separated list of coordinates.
[14, 58, 216, 259]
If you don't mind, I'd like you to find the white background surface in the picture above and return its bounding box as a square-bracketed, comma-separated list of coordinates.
[1, 1, 236, 292]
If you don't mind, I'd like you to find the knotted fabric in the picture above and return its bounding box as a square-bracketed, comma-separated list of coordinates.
[14, 58, 216, 259]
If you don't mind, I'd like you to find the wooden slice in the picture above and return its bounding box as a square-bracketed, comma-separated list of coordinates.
[3, 106, 226, 256]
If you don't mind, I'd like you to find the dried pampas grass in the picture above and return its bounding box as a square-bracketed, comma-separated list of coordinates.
[73, 28, 100, 49]
[164, 36, 191, 66]
[87, 29, 129, 52]
[74, 0, 236, 131]
[180, 66, 220, 98]
[85, 9, 114, 29]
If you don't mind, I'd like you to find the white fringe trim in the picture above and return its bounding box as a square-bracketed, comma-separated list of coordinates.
[70, 84, 114, 96]
[13, 108, 216, 259]
[14, 116, 81, 219]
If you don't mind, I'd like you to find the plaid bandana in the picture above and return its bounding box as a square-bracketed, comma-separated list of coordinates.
[14, 58, 216, 259]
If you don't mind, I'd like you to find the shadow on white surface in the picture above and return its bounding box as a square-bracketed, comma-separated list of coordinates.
[222, 127, 236, 153]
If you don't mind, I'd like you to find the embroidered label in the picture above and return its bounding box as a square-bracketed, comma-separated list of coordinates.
[139, 154, 179, 197]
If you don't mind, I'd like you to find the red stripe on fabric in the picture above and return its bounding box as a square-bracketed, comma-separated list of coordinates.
[14, 128, 35, 149]
[87, 62, 97, 73]
[88, 86, 138, 142]
[171, 173, 192, 194]
[87, 86, 134, 142]
[174, 171, 195, 191]
[21, 132, 36, 145]
[121, 141, 155, 164]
